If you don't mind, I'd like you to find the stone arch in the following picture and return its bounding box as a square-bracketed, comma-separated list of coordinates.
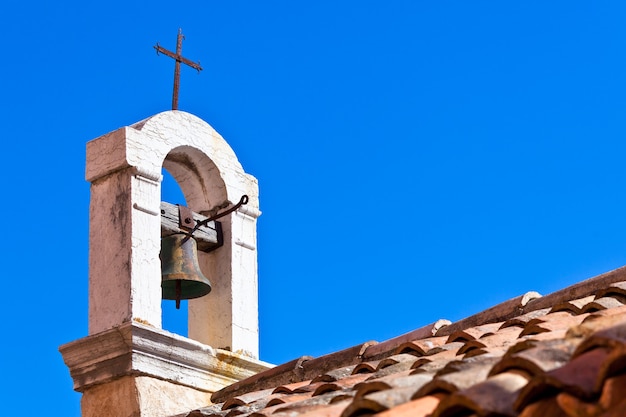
[86, 111, 260, 357]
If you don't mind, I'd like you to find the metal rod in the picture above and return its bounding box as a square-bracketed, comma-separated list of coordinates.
[188, 195, 249, 238]
[175, 280, 181, 310]
[153, 29, 203, 111]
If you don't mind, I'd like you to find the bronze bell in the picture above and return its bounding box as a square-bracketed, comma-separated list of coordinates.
[161, 233, 212, 309]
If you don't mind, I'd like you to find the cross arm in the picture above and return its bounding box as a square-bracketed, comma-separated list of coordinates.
[154, 45, 203, 72]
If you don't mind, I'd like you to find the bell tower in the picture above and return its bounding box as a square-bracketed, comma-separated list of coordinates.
[59, 111, 271, 417]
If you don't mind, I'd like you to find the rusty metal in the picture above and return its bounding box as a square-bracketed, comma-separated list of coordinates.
[177, 204, 195, 231]
[161, 233, 212, 309]
[191, 195, 249, 235]
[154, 28, 203, 110]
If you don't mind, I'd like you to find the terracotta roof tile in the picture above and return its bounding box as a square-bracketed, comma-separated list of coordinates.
[273, 381, 314, 394]
[596, 280, 626, 298]
[300, 342, 376, 381]
[599, 374, 626, 412]
[341, 386, 423, 417]
[354, 373, 432, 399]
[524, 265, 626, 311]
[410, 346, 462, 364]
[574, 318, 626, 354]
[310, 366, 356, 384]
[311, 374, 371, 396]
[187, 405, 229, 417]
[266, 392, 314, 407]
[550, 295, 597, 314]
[515, 347, 612, 410]
[268, 392, 350, 417]
[499, 308, 551, 329]
[181, 265, 626, 417]
[410, 358, 447, 375]
[394, 335, 449, 356]
[432, 371, 530, 417]
[351, 360, 379, 375]
[519, 311, 588, 337]
[601, 401, 626, 417]
[491, 338, 577, 377]
[445, 322, 504, 343]
[435, 292, 542, 338]
[376, 353, 419, 370]
[517, 397, 568, 417]
[416, 355, 501, 398]
[224, 389, 280, 410]
[212, 356, 313, 403]
[375, 394, 443, 417]
[282, 401, 349, 417]
[365, 359, 418, 379]
[361, 320, 450, 360]
[556, 391, 603, 417]
[456, 326, 523, 357]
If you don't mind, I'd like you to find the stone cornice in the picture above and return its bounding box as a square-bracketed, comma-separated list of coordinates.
[59, 321, 272, 393]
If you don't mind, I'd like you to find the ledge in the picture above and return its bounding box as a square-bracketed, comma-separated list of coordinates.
[59, 321, 272, 393]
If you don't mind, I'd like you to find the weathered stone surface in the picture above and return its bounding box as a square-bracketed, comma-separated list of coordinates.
[81, 376, 212, 417]
[85, 110, 261, 356]
[61, 110, 270, 417]
[59, 322, 272, 394]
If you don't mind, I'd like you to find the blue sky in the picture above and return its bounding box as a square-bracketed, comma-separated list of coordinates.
[2, 1, 626, 415]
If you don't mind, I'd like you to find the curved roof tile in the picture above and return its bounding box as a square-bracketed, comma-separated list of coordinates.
[179, 265, 626, 417]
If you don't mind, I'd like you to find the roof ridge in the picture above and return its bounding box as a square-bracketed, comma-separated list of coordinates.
[209, 266, 626, 410]
[434, 265, 626, 338]
[435, 291, 541, 337]
[524, 265, 626, 312]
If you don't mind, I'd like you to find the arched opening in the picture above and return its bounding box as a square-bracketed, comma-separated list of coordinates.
[161, 168, 189, 336]
[159, 146, 226, 339]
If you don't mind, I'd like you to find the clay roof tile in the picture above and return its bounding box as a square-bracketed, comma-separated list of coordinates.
[596, 280, 626, 298]
[212, 356, 313, 404]
[490, 338, 577, 377]
[431, 371, 530, 417]
[183, 265, 626, 417]
[273, 381, 315, 395]
[300, 342, 376, 382]
[445, 322, 503, 343]
[340, 386, 423, 417]
[516, 396, 567, 417]
[311, 374, 371, 396]
[598, 373, 626, 412]
[549, 295, 597, 315]
[375, 395, 443, 417]
[416, 355, 501, 397]
[361, 320, 450, 360]
[310, 366, 357, 384]
[435, 292, 542, 338]
[499, 308, 551, 330]
[515, 347, 612, 410]
[581, 296, 626, 314]
[519, 311, 587, 337]
[394, 336, 448, 356]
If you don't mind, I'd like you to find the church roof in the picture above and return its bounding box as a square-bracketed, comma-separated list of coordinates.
[178, 266, 626, 417]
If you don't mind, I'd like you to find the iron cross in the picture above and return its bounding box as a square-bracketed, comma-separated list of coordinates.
[154, 29, 203, 110]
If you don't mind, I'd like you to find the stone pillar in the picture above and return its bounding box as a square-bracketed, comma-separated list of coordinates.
[86, 161, 163, 332]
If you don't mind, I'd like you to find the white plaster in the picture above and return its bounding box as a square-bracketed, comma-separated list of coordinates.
[59, 322, 271, 394]
[61, 110, 270, 417]
[85, 110, 261, 357]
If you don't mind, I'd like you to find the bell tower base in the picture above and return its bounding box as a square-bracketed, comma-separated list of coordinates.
[59, 322, 272, 417]
[80, 376, 209, 417]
